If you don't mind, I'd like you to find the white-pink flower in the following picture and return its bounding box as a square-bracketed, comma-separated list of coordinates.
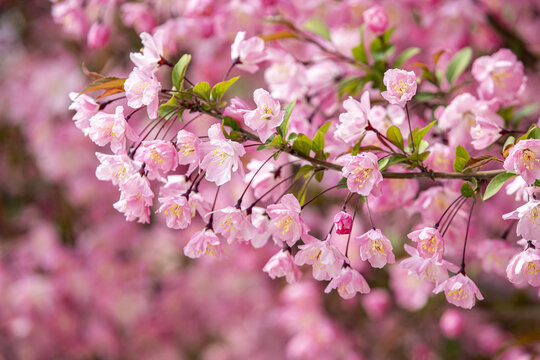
[176, 130, 201, 176]
[400, 244, 459, 285]
[124, 67, 161, 119]
[407, 227, 445, 261]
[363, 5, 388, 35]
[157, 195, 192, 230]
[355, 228, 395, 268]
[231, 31, 266, 74]
[267, 194, 309, 247]
[184, 228, 223, 258]
[113, 173, 154, 223]
[243, 88, 284, 142]
[470, 117, 501, 150]
[294, 237, 347, 281]
[324, 267, 370, 299]
[212, 206, 253, 243]
[339, 153, 383, 196]
[134, 140, 179, 181]
[95, 152, 141, 186]
[381, 69, 417, 107]
[263, 250, 302, 284]
[506, 247, 540, 287]
[502, 199, 540, 241]
[433, 273, 484, 309]
[129, 30, 164, 73]
[335, 92, 370, 145]
[199, 124, 246, 186]
[88, 106, 138, 154]
[69, 92, 99, 135]
[503, 139, 540, 184]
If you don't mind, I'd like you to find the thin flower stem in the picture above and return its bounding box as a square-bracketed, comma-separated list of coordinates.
[434, 194, 465, 229]
[405, 103, 415, 153]
[206, 186, 221, 229]
[301, 183, 339, 210]
[459, 199, 475, 275]
[365, 197, 375, 230]
[246, 172, 297, 212]
[236, 152, 277, 208]
[441, 196, 468, 237]
[345, 195, 360, 258]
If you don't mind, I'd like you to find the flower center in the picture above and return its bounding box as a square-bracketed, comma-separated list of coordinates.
[521, 149, 539, 171]
[150, 149, 164, 165]
[447, 288, 468, 301]
[392, 80, 408, 96]
[277, 215, 293, 235]
[210, 149, 229, 167]
[178, 143, 195, 157]
[524, 261, 538, 276]
[260, 105, 273, 121]
[351, 167, 373, 185]
[371, 238, 385, 255]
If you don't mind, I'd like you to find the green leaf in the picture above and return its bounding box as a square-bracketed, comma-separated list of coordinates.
[382, 27, 395, 43]
[312, 122, 331, 153]
[293, 165, 314, 181]
[315, 170, 324, 182]
[172, 54, 192, 90]
[518, 125, 539, 142]
[303, 18, 331, 41]
[222, 116, 241, 131]
[158, 96, 180, 120]
[292, 134, 312, 157]
[278, 99, 296, 139]
[192, 82, 210, 101]
[453, 145, 470, 172]
[338, 76, 365, 97]
[211, 76, 239, 102]
[445, 47, 472, 85]
[337, 177, 348, 189]
[513, 104, 538, 124]
[378, 155, 408, 171]
[460, 182, 475, 198]
[414, 92, 438, 102]
[393, 47, 421, 68]
[370, 37, 395, 62]
[483, 172, 517, 200]
[352, 44, 368, 64]
[386, 126, 404, 151]
[503, 136, 515, 151]
[414, 121, 436, 146]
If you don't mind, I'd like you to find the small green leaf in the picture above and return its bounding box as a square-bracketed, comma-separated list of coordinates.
[293, 165, 314, 181]
[278, 99, 296, 139]
[268, 134, 283, 148]
[414, 121, 436, 146]
[337, 177, 348, 189]
[352, 44, 368, 63]
[503, 136, 515, 151]
[386, 126, 404, 151]
[192, 82, 211, 101]
[445, 47, 472, 85]
[453, 145, 470, 172]
[483, 172, 517, 200]
[210, 76, 239, 102]
[292, 134, 312, 157]
[414, 92, 438, 102]
[460, 182, 475, 198]
[513, 104, 538, 124]
[158, 96, 180, 120]
[518, 125, 539, 142]
[172, 54, 192, 90]
[303, 18, 331, 41]
[222, 116, 241, 131]
[393, 47, 420, 68]
[312, 122, 331, 153]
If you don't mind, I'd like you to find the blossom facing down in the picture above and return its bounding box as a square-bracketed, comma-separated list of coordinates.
[157, 195, 192, 230]
[250, 207, 272, 248]
[184, 228, 223, 259]
[129, 30, 164, 73]
[503, 139, 540, 184]
[199, 124, 246, 186]
[334, 92, 370, 145]
[433, 273, 484, 309]
[381, 69, 417, 107]
[263, 250, 302, 284]
[362, 5, 388, 34]
[88, 106, 138, 154]
[400, 244, 459, 285]
[230, 31, 266, 74]
[175, 130, 201, 176]
[124, 67, 161, 119]
[95, 152, 141, 186]
[333, 211, 353, 235]
[267, 194, 309, 247]
[113, 173, 154, 223]
[212, 206, 253, 243]
[472, 48, 526, 104]
[243, 88, 284, 142]
[294, 236, 347, 281]
[324, 267, 371, 299]
[68, 92, 99, 135]
[506, 247, 540, 287]
[502, 200, 540, 241]
[407, 227, 445, 261]
[134, 140, 179, 181]
[356, 229, 395, 268]
[339, 153, 383, 196]
[470, 117, 501, 150]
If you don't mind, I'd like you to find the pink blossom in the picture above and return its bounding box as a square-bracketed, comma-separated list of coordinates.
[339, 153, 383, 196]
[470, 117, 501, 150]
[335, 92, 370, 145]
[212, 206, 253, 243]
[362, 289, 390, 319]
[121, 3, 156, 34]
[433, 273, 484, 309]
[199, 124, 246, 186]
[183, 228, 223, 258]
[68, 92, 99, 135]
[407, 227, 445, 261]
[439, 309, 465, 338]
[368, 104, 406, 134]
[243, 88, 284, 142]
[356, 229, 395, 268]
[503, 139, 540, 184]
[157, 195, 192, 229]
[250, 206, 272, 248]
[134, 140, 179, 181]
[87, 22, 109, 50]
[381, 69, 417, 107]
[175, 130, 201, 176]
[363, 5, 389, 35]
[113, 173, 154, 223]
[88, 106, 138, 154]
[474, 239, 515, 277]
[400, 244, 458, 284]
[129, 30, 164, 73]
[223, 97, 250, 121]
[506, 247, 540, 287]
[231, 31, 266, 74]
[51, 0, 87, 37]
[502, 199, 540, 241]
[324, 267, 370, 299]
[95, 152, 141, 186]
[333, 211, 353, 235]
[263, 250, 302, 284]
[472, 49, 526, 104]
[267, 194, 309, 247]
[124, 67, 161, 119]
[426, 144, 454, 172]
[294, 237, 346, 280]
[160, 175, 211, 218]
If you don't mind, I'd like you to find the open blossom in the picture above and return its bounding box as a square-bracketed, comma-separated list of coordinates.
[324, 267, 370, 299]
[200, 124, 246, 186]
[381, 69, 417, 107]
[408, 227, 445, 261]
[294, 237, 347, 281]
[339, 153, 383, 196]
[470, 117, 501, 150]
[68, 92, 99, 135]
[175, 130, 201, 175]
[113, 173, 154, 223]
[129, 30, 164, 73]
[356, 229, 395, 268]
[157, 195, 191, 230]
[88, 106, 138, 154]
[400, 245, 458, 284]
[506, 247, 540, 287]
[231, 31, 266, 74]
[434, 273, 484, 309]
[160, 175, 211, 218]
[183, 228, 223, 258]
[124, 67, 161, 119]
[368, 104, 406, 134]
[503, 139, 540, 184]
[267, 194, 309, 247]
[95, 152, 141, 186]
[363, 5, 388, 34]
[250, 206, 272, 248]
[243, 88, 284, 142]
[333, 211, 353, 235]
[263, 250, 302, 284]
[212, 206, 253, 243]
[502, 199, 540, 241]
[223, 97, 250, 121]
[134, 140, 179, 181]
[335, 92, 370, 145]
[472, 48, 526, 104]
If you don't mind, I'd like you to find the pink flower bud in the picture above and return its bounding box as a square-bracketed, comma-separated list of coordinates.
[363, 5, 389, 35]
[439, 309, 465, 338]
[334, 211, 353, 235]
[362, 289, 390, 319]
[87, 22, 110, 49]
